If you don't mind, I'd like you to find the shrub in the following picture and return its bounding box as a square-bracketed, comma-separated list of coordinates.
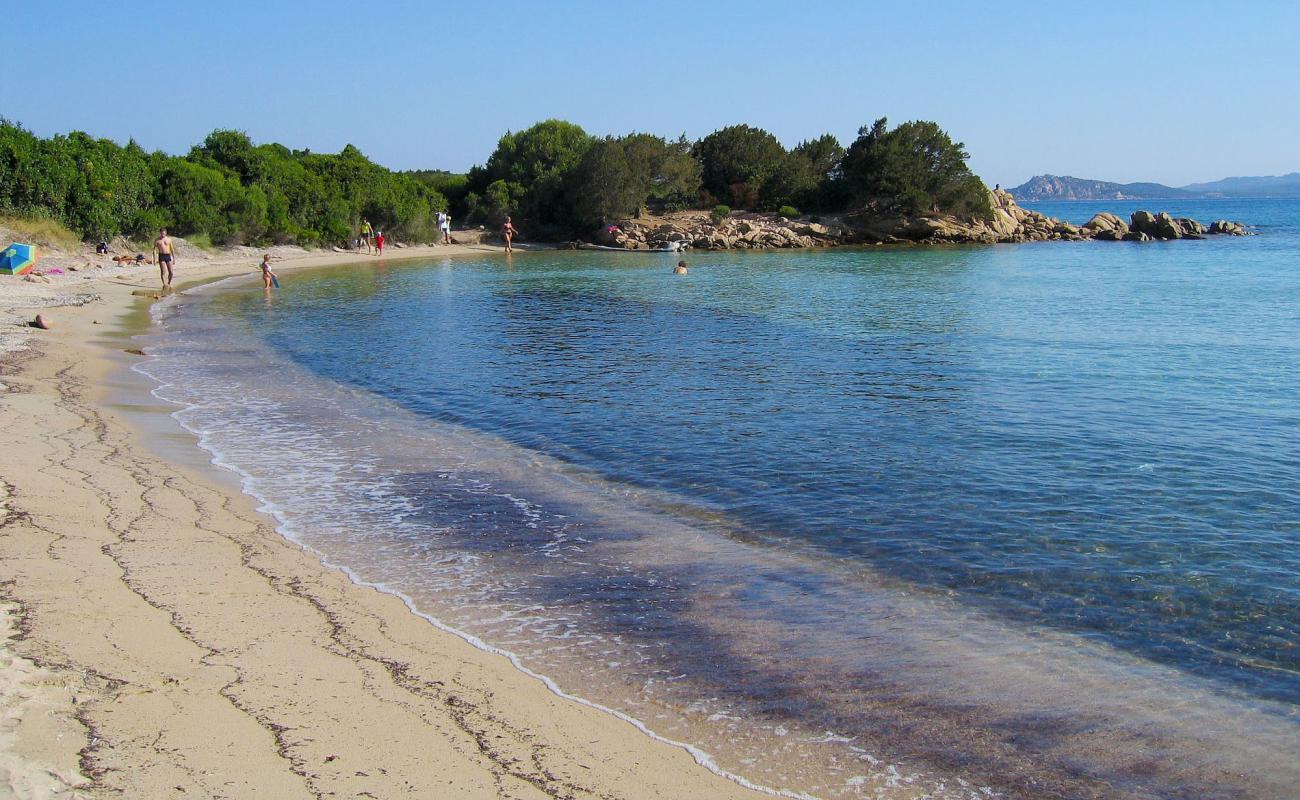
[711, 204, 731, 223]
[778, 205, 800, 218]
[185, 232, 216, 251]
[0, 213, 82, 251]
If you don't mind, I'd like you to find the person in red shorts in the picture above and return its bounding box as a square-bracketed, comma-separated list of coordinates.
[375, 231, 385, 256]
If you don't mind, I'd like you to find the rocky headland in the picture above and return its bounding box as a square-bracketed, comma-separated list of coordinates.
[584, 189, 1251, 251]
[1009, 174, 1195, 202]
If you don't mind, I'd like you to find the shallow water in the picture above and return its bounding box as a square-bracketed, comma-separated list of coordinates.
[136, 200, 1300, 799]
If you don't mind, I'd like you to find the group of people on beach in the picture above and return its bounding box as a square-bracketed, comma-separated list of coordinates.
[351, 212, 458, 256]
[146, 212, 522, 292]
[357, 219, 385, 255]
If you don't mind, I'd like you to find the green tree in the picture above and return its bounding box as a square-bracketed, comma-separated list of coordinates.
[641, 134, 700, 210]
[763, 134, 845, 212]
[470, 119, 592, 224]
[692, 124, 788, 209]
[839, 118, 990, 218]
[562, 133, 702, 228]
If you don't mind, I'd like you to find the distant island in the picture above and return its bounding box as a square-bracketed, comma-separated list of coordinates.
[1010, 173, 1300, 201]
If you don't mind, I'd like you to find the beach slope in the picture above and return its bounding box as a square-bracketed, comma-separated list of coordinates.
[0, 254, 771, 799]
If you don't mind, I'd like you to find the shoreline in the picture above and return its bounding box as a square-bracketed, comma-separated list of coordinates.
[0, 248, 778, 799]
[5, 235, 1297, 799]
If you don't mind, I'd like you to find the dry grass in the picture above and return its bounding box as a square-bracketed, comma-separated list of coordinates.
[0, 215, 82, 253]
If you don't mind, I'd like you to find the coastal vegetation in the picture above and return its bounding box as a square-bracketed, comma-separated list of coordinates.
[0, 121, 448, 246]
[1, 115, 990, 246]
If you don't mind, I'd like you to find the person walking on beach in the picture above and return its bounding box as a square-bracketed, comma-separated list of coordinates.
[259, 254, 279, 289]
[360, 218, 374, 253]
[437, 210, 451, 245]
[501, 217, 518, 253]
[154, 228, 177, 289]
[375, 230, 385, 256]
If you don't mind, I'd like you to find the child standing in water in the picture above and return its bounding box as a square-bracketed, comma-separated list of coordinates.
[260, 254, 279, 289]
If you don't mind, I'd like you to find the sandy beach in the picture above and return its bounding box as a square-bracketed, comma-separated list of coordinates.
[0, 242, 774, 799]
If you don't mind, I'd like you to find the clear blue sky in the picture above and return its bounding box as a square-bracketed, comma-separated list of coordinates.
[5, 0, 1298, 187]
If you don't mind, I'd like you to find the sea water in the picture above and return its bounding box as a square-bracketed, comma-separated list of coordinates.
[135, 199, 1300, 799]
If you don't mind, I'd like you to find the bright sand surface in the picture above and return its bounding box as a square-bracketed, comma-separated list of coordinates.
[0, 243, 776, 799]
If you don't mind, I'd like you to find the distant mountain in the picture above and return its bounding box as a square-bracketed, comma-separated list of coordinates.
[1010, 173, 1300, 202]
[1179, 173, 1300, 198]
[1009, 175, 1195, 202]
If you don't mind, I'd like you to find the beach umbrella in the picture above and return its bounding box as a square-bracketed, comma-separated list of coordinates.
[0, 242, 38, 275]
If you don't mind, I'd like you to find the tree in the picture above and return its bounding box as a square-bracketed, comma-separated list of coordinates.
[190, 130, 263, 184]
[764, 134, 845, 212]
[562, 134, 702, 228]
[692, 124, 788, 209]
[470, 119, 592, 224]
[839, 118, 991, 218]
[644, 134, 700, 210]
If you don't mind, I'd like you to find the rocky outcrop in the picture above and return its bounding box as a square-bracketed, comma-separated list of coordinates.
[598, 214, 843, 251]
[1010, 174, 1195, 201]
[1209, 220, 1249, 235]
[1084, 213, 1129, 241]
[1084, 212, 1129, 234]
[582, 191, 1252, 251]
[1128, 210, 1235, 240]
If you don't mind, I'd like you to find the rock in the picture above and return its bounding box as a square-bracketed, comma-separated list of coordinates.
[1122, 231, 1152, 242]
[1130, 210, 1158, 235]
[796, 222, 830, 236]
[1093, 229, 1125, 241]
[31, 314, 52, 329]
[1209, 220, 1247, 235]
[1176, 217, 1207, 236]
[1084, 212, 1128, 234]
[23, 274, 52, 284]
[1154, 212, 1182, 240]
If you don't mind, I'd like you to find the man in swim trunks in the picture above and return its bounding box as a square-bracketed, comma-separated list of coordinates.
[154, 228, 177, 288]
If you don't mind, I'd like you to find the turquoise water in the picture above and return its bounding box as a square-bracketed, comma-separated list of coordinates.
[138, 200, 1300, 799]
